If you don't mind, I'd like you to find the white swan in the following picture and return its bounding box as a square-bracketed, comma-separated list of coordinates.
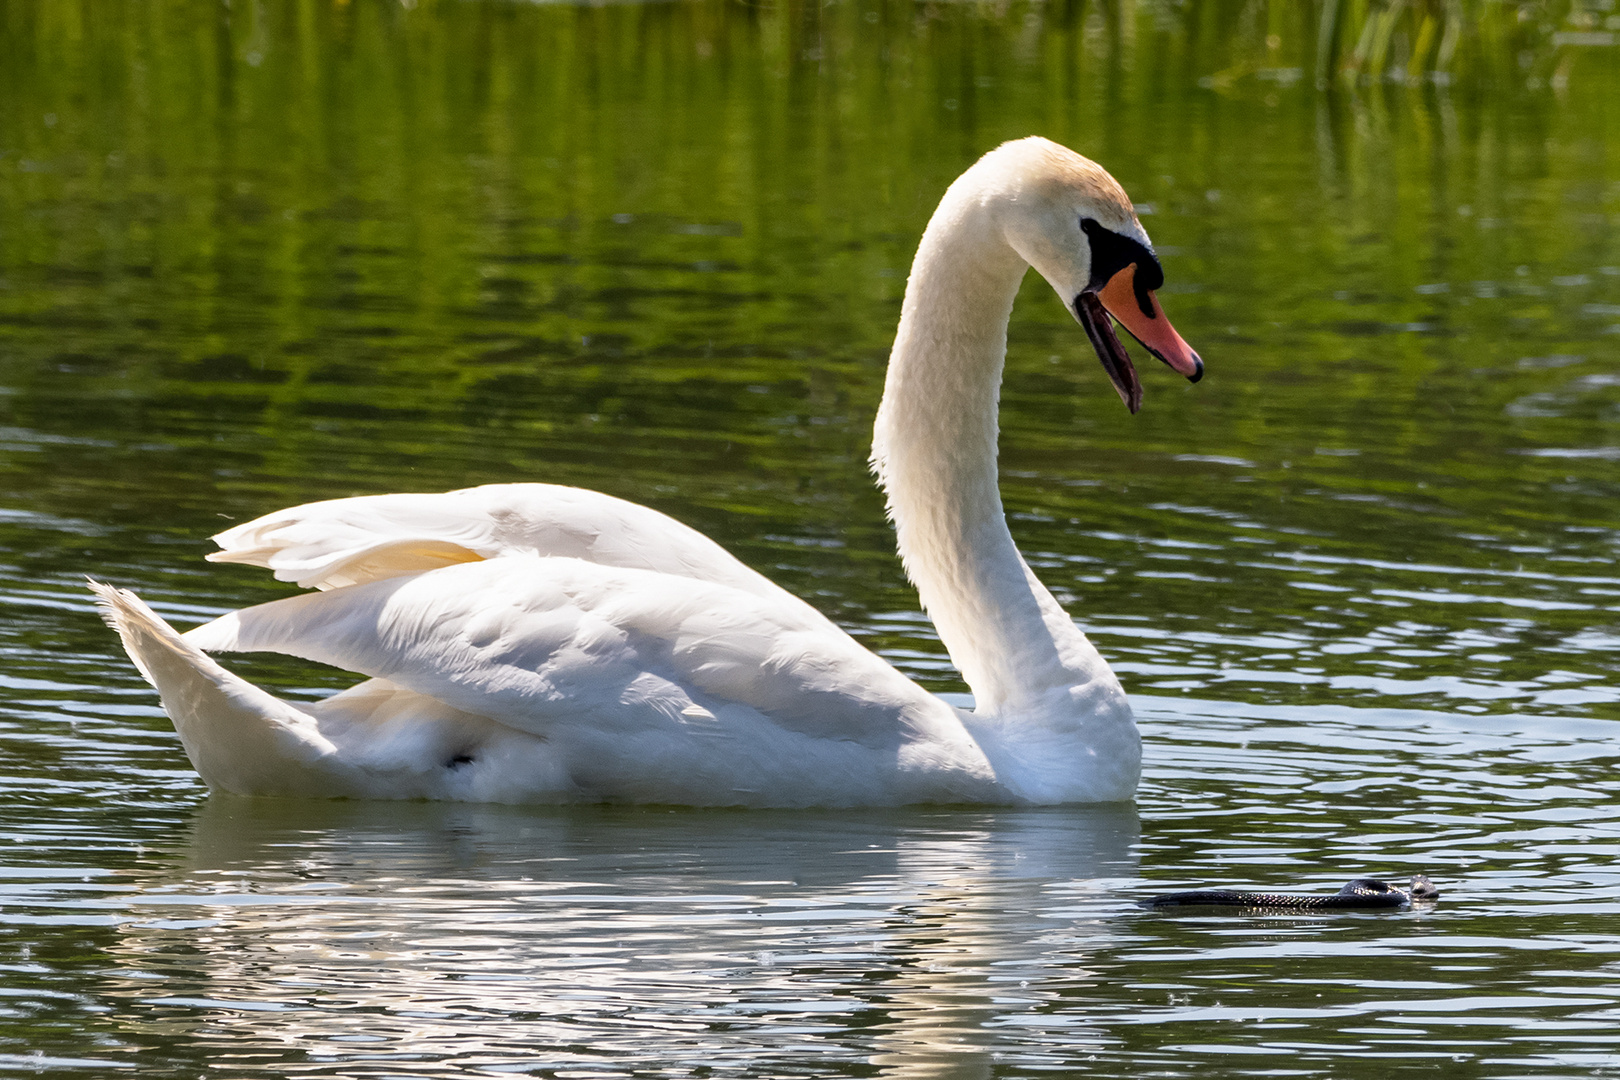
[93, 137, 1203, 807]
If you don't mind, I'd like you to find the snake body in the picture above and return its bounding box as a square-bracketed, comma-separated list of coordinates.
[1143, 875, 1438, 910]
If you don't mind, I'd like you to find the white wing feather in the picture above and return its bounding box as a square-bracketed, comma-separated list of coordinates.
[207, 483, 808, 608]
[183, 556, 1001, 804]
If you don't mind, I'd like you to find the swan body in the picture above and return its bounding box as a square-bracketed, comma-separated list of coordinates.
[95, 136, 1203, 807]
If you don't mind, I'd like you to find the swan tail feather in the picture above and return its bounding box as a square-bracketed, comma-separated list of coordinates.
[88, 580, 364, 797]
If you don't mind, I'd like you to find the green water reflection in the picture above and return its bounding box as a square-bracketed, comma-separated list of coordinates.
[1, 1, 1618, 1075]
[4, 0, 1617, 712]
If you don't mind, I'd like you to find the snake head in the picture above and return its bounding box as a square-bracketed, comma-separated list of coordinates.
[1408, 874, 1440, 902]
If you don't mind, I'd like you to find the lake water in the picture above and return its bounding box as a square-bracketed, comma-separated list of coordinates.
[2, 1, 1618, 1075]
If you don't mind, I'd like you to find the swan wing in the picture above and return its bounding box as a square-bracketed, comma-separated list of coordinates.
[91, 581, 573, 800]
[207, 483, 797, 605]
[183, 557, 997, 804]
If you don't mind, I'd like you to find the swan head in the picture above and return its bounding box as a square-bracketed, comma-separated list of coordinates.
[981, 137, 1204, 414]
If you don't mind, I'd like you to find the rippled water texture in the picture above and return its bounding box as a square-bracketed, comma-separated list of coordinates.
[2, 1, 1618, 1075]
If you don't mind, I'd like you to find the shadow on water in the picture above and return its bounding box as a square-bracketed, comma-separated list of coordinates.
[180, 795, 1143, 885]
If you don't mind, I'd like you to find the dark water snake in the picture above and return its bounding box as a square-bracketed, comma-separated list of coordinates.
[1143, 875, 1439, 910]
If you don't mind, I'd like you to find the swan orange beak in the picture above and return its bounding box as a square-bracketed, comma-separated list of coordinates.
[1074, 263, 1204, 414]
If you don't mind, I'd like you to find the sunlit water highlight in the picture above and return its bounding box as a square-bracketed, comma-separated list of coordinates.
[2, 0, 1619, 1075]
[3, 693, 1617, 1076]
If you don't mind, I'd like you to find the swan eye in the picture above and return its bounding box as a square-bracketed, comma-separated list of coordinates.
[1080, 217, 1164, 319]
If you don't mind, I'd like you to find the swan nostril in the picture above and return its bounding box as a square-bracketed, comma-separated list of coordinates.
[446, 754, 475, 769]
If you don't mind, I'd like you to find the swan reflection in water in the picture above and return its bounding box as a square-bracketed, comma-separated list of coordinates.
[103, 800, 1139, 1076]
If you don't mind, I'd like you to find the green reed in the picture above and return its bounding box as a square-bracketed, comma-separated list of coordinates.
[1163, 0, 1619, 89]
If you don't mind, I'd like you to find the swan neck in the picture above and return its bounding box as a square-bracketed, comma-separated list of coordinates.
[873, 202, 1116, 716]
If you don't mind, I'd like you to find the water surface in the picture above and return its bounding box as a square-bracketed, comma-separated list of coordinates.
[1, 1, 1618, 1075]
